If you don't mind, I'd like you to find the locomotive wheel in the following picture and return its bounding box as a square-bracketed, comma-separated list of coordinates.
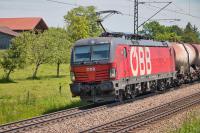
[125, 86, 135, 99]
[118, 90, 125, 102]
[130, 89, 137, 99]
[157, 81, 166, 91]
[151, 87, 156, 93]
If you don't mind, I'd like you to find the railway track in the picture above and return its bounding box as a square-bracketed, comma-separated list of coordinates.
[0, 103, 110, 133]
[0, 94, 151, 133]
[0, 82, 199, 133]
[81, 92, 200, 133]
[0, 89, 158, 133]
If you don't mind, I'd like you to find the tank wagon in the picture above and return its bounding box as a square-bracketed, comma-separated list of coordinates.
[170, 43, 200, 83]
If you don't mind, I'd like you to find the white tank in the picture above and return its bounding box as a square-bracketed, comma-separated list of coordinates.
[192, 44, 200, 66]
[171, 43, 197, 73]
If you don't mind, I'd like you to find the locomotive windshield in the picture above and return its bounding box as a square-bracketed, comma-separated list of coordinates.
[91, 44, 109, 61]
[74, 43, 110, 63]
[74, 46, 90, 62]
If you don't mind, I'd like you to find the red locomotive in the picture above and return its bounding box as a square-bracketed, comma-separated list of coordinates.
[70, 33, 200, 102]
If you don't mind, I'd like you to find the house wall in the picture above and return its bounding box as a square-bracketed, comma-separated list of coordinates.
[0, 32, 13, 49]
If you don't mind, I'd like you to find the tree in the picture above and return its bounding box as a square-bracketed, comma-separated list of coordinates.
[141, 21, 182, 42]
[84, 6, 102, 37]
[0, 33, 28, 80]
[0, 52, 15, 80]
[140, 21, 166, 39]
[168, 25, 183, 36]
[44, 27, 71, 77]
[140, 21, 200, 43]
[64, 6, 101, 43]
[26, 31, 54, 79]
[182, 22, 200, 43]
[155, 32, 181, 42]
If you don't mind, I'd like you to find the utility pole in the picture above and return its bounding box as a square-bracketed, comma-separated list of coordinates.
[134, 0, 139, 35]
[133, 1, 172, 35]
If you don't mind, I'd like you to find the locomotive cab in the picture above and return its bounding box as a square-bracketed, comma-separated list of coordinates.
[70, 38, 117, 102]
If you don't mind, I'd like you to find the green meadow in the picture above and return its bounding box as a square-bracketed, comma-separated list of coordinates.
[0, 61, 85, 125]
[172, 110, 200, 133]
[0, 50, 5, 58]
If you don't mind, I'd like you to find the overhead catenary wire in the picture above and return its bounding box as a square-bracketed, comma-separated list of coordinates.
[125, 0, 200, 20]
[47, 0, 200, 20]
[46, 0, 82, 7]
[151, 18, 180, 21]
[46, 0, 144, 19]
[171, 2, 185, 12]
[144, 3, 200, 19]
[137, 2, 172, 29]
[46, 0, 200, 32]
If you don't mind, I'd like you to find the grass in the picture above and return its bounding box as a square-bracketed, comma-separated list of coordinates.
[0, 50, 5, 58]
[171, 111, 200, 133]
[0, 63, 86, 125]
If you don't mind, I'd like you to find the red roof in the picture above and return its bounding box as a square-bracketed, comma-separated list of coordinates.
[0, 17, 48, 31]
[0, 26, 19, 37]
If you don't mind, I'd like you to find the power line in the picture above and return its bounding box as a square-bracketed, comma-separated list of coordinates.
[132, 1, 172, 34]
[171, 2, 185, 12]
[139, 1, 172, 4]
[151, 18, 181, 22]
[144, 3, 200, 19]
[122, 13, 148, 19]
[46, 0, 200, 32]
[143, 3, 171, 19]
[137, 2, 172, 29]
[46, 0, 81, 7]
[46, 0, 141, 19]
[189, 0, 191, 15]
[125, 0, 200, 19]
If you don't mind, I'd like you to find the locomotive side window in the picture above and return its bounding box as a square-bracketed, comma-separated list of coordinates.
[74, 46, 91, 62]
[92, 44, 110, 61]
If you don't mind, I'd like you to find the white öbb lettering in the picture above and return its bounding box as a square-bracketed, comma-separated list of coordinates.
[130, 47, 152, 76]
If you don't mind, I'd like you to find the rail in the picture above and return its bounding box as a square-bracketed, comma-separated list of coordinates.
[81, 92, 200, 133]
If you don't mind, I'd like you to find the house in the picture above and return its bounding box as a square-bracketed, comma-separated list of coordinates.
[0, 26, 19, 49]
[0, 17, 48, 32]
[0, 17, 48, 49]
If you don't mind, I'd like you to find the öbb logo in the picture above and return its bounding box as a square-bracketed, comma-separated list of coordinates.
[86, 67, 96, 72]
[130, 47, 152, 76]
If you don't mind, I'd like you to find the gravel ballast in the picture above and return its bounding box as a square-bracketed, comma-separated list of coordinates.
[135, 105, 200, 133]
[27, 84, 200, 133]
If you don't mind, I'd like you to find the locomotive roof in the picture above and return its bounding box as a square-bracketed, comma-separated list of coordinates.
[74, 37, 169, 47]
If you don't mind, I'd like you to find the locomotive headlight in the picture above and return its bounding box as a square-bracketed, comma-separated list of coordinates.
[110, 68, 116, 78]
[70, 72, 75, 81]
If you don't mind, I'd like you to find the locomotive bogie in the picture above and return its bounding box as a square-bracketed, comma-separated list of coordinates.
[71, 81, 115, 102]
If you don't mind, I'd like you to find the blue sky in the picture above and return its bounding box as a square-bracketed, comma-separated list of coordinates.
[0, 0, 200, 32]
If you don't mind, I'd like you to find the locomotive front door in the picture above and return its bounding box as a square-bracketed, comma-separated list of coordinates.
[117, 46, 129, 79]
[123, 47, 129, 78]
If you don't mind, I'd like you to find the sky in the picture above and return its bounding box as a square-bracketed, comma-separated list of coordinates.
[0, 0, 200, 33]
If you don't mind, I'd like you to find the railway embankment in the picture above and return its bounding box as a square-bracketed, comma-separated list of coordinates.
[27, 83, 200, 133]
